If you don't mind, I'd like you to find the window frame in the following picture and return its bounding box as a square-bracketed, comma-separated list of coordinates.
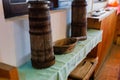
[2, 0, 28, 18]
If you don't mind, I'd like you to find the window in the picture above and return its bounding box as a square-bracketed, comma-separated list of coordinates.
[2, 0, 28, 18]
[2, 0, 59, 18]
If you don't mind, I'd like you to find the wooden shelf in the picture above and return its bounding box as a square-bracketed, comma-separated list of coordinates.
[18, 29, 102, 80]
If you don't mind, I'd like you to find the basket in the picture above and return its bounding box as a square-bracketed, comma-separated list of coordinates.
[53, 38, 77, 54]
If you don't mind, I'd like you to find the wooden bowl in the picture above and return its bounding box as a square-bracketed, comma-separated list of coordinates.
[53, 38, 77, 54]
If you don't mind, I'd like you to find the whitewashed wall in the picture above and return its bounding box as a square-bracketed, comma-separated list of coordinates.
[0, 1, 17, 66]
[0, 0, 66, 67]
[0, 0, 107, 67]
[86, 0, 93, 13]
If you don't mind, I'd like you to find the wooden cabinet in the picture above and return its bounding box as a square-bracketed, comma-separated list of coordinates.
[87, 10, 117, 74]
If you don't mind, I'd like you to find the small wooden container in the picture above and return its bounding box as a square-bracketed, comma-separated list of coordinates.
[68, 57, 98, 80]
[53, 38, 77, 54]
[28, 0, 55, 69]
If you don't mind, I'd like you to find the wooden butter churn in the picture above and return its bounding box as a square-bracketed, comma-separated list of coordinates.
[28, 0, 55, 69]
[71, 0, 87, 40]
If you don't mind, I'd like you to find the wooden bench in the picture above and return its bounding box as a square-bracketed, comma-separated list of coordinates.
[68, 57, 98, 80]
[0, 62, 19, 80]
[0, 77, 9, 80]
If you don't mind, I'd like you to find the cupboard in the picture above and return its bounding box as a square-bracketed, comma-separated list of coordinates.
[87, 9, 117, 74]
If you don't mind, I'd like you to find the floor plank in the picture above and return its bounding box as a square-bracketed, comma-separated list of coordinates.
[95, 44, 120, 80]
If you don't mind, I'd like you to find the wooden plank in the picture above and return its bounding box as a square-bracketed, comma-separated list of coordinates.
[83, 57, 98, 80]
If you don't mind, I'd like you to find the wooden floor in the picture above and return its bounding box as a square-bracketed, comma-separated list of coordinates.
[95, 44, 120, 80]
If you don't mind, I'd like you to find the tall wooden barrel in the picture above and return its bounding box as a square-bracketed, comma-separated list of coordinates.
[28, 0, 55, 69]
[71, 0, 87, 40]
